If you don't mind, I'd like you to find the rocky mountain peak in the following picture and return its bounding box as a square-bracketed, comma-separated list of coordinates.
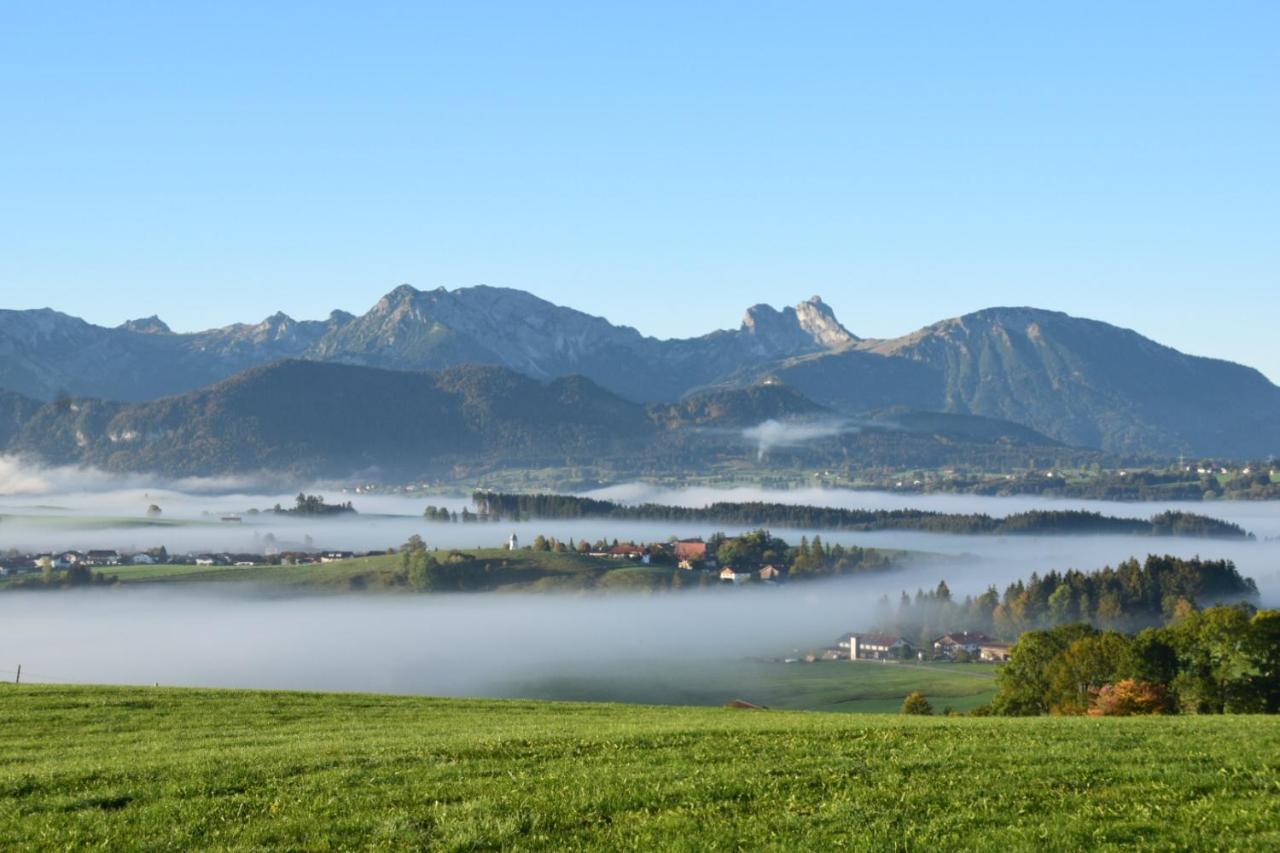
[741, 297, 857, 354]
[376, 284, 422, 310]
[119, 315, 171, 334]
[795, 296, 857, 347]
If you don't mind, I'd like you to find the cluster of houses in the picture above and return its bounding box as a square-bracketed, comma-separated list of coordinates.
[671, 539, 786, 584]
[821, 630, 1012, 663]
[0, 549, 126, 575]
[0, 548, 369, 577]
[560, 536, 786, 584]
[505, 534, 783, 582]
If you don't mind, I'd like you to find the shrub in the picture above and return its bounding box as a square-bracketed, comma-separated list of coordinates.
[1088, 680, 1171, 716]
[902, 692, 933, 715]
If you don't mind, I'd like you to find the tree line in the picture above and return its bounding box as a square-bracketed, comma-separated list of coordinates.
[989, 606, 1278, 715]
[872, 554, 1259, 646]
[273, 494, 356, 515]
[471, 492, 1251, 538]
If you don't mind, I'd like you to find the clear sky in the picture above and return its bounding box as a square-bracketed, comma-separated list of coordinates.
[2, 3, 1277, 379]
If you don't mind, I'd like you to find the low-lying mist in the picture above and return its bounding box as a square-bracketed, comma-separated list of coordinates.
[2, 460, 1277, 701]
[0, 565, 1011, 697]
[741, 418, 854, 460]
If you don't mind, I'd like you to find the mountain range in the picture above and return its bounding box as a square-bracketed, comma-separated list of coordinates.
[0, 360, 1083, 479]
[1, 285, 1277, 461]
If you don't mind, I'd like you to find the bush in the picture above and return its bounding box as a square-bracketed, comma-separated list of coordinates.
[902, 692, 933, 715]
[1088, 680, 1171, 716]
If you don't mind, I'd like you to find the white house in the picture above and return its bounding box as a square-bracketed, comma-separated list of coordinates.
[719, 567, 751, 584]
[843, 633, 910, 661]
[131, 553, 156, 565]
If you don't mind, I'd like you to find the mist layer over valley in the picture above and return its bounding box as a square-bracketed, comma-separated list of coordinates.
[1, 467, 1276, 704]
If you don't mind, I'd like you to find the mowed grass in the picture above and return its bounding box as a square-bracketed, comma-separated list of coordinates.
[515, 660, 997, 714]
[1, 686, 1277, 850]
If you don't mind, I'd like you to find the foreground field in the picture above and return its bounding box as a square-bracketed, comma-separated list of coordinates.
[1, 686, 1277, 849]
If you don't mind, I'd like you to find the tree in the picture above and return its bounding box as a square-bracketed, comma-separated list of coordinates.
[901, 692, 933, 715]
[1168, 605, 1262, 713]
[1127, 628, 1180, 686]
[1088, 680, 1171, 716]
[992, 624, 1096, 715]
[1247, 610, 1280, 713]
[405, 549, 442, 591]
[1044, 632, 1133, 714]
[400, 534, 441, 591]
[1047, 584, 1074, 625]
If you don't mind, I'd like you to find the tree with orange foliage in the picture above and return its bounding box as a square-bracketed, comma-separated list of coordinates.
[1088, 680, 1171, 716]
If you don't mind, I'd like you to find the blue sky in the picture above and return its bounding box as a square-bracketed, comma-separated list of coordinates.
[2, 3, 1277, 379]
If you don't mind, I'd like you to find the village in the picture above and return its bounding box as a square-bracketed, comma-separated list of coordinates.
[1, 531, 846, 587]
[0, 534, 766, 580]
[0, 548, 371, 577]
[771, 630, 1012, 665]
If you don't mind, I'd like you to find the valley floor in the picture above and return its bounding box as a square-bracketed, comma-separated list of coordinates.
[1, 685, 1277, 849]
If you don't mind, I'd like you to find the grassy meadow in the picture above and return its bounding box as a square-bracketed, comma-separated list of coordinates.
[1, 685, 1277, 850]
[512, 659, 998, 714]
[100, 549, 679, 592]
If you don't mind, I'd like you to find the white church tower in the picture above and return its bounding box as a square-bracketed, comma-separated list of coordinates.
[507, 532, 519, 551]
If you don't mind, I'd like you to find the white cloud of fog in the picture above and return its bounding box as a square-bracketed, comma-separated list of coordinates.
[0, 476, 1276, 703]
[0, 454, 279, 497]
[0, 571, 976, 697]
[741, 418, 852, 460]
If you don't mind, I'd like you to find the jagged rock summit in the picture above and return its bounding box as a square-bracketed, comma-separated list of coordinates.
[0, 285, 1277, 457]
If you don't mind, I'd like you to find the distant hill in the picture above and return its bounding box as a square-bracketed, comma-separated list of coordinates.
[858, 308, 1280, 457]
[2, 287, 1277, 457]
[0, 389, 41, 448]
[649, 383, 828, 428]
[2, 361, 650, 478]
[0, 361, 1089, 478]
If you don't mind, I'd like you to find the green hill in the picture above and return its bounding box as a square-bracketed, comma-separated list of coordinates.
[0, 685, 1276, 849]
[0, 360, 1098, 479]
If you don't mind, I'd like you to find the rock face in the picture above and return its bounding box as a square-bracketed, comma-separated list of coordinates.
[0, 287, 1278, 457]
[740, 297, 858, 357]
[118, 316, 171, 334]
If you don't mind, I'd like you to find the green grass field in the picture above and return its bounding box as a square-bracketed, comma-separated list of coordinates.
[1, 685, 1276, 849]
[513, 660, 997, 713]
[100, 549, 678, 592]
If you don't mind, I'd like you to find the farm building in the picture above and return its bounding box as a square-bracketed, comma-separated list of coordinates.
[673, 540, 708, 562]
[840, 633, 910, 661]
[979, 642, 1012, 662]
[933, 632, 995, 657]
